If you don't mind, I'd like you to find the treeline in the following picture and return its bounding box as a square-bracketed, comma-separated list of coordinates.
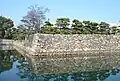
[0, 16, 120, 40]
[0, 5, 120, 40]
[41, 18, 120, 34]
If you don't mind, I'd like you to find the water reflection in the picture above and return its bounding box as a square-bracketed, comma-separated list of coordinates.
[0, 50, 29, 81]
[0, 50, 17, 73]
[27, 52, 120, 81]
[30, 52, 120, 75]
[1, 50, 120, 81]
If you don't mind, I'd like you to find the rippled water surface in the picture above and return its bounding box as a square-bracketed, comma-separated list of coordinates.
[0, 49, 120, 81]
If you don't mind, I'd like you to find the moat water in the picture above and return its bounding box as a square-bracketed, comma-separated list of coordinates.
[1, 48, 120, 81]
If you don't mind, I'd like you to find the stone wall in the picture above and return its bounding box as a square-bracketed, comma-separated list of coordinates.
[0, 39, 14, 50]
[0, 39, 13, 45]
[31, 34, 120, 54]
[13, 40, 36, 56]
[13, 34, 120, 55]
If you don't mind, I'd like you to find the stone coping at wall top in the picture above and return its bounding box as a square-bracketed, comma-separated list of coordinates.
[34, 33, 120, 36]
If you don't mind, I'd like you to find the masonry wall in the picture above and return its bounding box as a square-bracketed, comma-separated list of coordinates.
[30, 34, 120, 54]
[0, 39, 13, 45]
[0, 39, 14, 50]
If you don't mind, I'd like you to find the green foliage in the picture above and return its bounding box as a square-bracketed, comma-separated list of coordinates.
[4, 5, 118, 40]
[99, 22, 110, 34]
[41, 26, 58, 34]
[4, 28, 12, 39]
[6, 25, 27, 40]
[44, 19, 53, 27]
[111, 26, 117, 34]
[60, 29, 71, 34]
[39, 19, 120, 35]
[82, 21, 99, 34]
[72, 19, 83, 34]
[56, 18, 70, 29]
[1, 14, 120, 40]
[0, 50, 15, 73]
[0, 16, 14, 39]
[110, 26, 120, 34]
[88, 22, 98, 34]
[72, 19, 83, 29]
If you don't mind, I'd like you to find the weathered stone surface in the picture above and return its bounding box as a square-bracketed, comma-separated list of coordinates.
[0, 39, 13, 45]
[31, 34, 120, 53]
[14, 34, 120, 55]
[0, 39, 14, 50]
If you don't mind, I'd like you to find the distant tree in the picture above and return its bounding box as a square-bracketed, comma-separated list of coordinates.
[41, 26, 57, 34]
[89, 22, 98, 34]
[44, 19, 53, 27]
[0, 16, 14, 38]
[99, 22, 110, 34]
[56, 18, 70, 29]
[72, 19, 83, 34]
[40, 18, 58, 34]
[83, 21, 90, 26]
[111, 26, 117, 34]
[82, 21, 99, 34]
[72, 19, 83, 28]
[117, 26, 120, 33]
[21, 5, 49, 35]
[82, 20, 92, 34]
[111, 26, 120, 34]
[15, 25, 27, 40]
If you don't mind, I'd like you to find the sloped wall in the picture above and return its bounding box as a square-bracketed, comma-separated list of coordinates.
[31, 34, 120, 53]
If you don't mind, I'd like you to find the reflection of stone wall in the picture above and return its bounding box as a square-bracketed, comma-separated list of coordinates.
[29, 52, 120, 75]
[31, 34, 120, 53]
[0, 45, 14, 50]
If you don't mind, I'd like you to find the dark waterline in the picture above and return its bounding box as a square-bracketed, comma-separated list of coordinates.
[0, 50, 120, 81]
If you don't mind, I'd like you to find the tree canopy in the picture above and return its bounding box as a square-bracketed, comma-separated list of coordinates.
[0, 16, 14, 39]
[21, 5, 49, 34]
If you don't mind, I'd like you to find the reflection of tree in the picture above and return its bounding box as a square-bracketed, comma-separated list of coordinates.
[0, 50, 23, 73]
[30, 69, 119, 81]
[17, 58, 30, 79]
[0, 50, 13, 73]
[0, 50, 32, 80]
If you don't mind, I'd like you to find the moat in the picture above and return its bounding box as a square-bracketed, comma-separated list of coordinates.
[1, 45, 120, 81]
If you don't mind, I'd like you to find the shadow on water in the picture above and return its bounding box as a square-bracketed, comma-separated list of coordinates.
[1, 49, 120, 81]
